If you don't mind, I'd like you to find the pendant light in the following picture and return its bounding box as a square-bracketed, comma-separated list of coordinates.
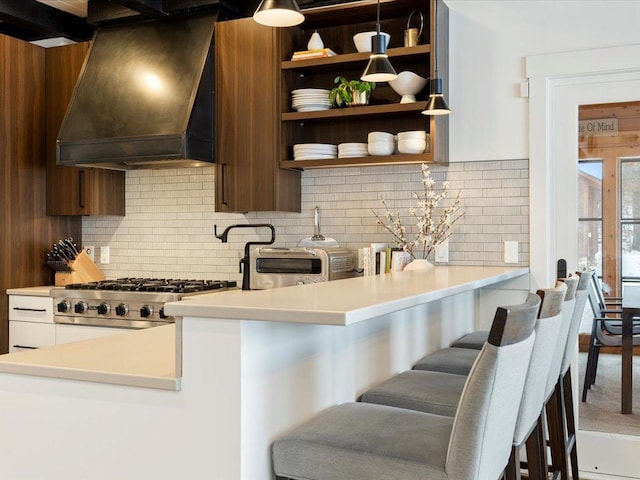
[361, 0, 398, 83]
[422, 0, 450, 115]
[253, 0, 305, 28]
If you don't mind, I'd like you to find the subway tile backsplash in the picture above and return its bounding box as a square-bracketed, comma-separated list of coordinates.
[82, 160, 529, 281]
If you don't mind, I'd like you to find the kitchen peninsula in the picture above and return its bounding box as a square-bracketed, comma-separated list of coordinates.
[0, 266, 527, 479]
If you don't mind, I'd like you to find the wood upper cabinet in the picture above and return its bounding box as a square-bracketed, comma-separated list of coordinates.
[215, 18, 301, 213]
[45, 43, 125, 216]
[0, 35, 82, 353]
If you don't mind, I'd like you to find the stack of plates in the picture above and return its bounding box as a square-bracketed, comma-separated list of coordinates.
[293, 143, 337, 160]
[338, 143, 369, 158]
[291, 88, 331, 112]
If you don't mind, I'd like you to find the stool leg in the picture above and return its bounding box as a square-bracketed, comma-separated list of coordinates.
[504, 445, 522, 480]
[546, 383, 569, 479]
[525, 416, 548, 480]
[563, 367, 580, 480]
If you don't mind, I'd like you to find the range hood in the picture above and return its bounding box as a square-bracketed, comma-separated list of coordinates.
[57, 12, 217, 170]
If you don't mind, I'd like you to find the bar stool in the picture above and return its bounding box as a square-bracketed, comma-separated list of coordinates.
[272, 294, 540, 480]
[359, 283, 567, 480]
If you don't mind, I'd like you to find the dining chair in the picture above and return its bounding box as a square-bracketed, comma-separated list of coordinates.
[358, 284, 567, 480]
[582, 269, 640, 402]
[272, 294, 541, 480]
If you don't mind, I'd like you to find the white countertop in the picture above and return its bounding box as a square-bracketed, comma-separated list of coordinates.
[165, 266, 529, 326]
[0, 325, 179, 390]
[6, 286, 56, 297]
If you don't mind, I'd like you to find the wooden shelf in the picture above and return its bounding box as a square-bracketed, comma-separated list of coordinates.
[280, 152, 434, 170]
[282, 45, 430, 74]
[299, 0, 427, 29]
[283, 101, 427, 122]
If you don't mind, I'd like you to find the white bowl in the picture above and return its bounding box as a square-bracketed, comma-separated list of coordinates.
[398, 138, 426, 154]
[397, 130, 427, 141]
[368, 131, 394, 143]
[368, 141, 395, 156]
[353, 31, 390, 53]
[389, 71, 428, 103]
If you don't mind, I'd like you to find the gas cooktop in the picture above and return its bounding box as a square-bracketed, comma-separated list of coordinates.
[52, 278, 238, 329]
[64, 278, 236, 293]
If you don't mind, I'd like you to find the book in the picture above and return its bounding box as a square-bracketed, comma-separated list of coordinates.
[291, 48, 337, 61]
[370, 243, 389, 275]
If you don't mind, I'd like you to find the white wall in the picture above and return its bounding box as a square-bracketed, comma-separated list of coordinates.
[447, 0, 640, 162]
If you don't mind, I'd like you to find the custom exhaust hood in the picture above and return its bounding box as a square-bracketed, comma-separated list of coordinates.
[57, 11, 218, 170]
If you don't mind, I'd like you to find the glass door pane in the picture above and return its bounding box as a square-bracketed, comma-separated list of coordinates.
[621, 159, 640, 282]
[578, 161, 603, 274]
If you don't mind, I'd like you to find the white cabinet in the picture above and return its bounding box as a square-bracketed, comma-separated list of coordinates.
[8, 294, 127, 351]
[9, 322, 56, 352]
[8, 295, 56, 352]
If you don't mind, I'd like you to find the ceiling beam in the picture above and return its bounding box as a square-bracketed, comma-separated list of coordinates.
[0, 0, 94, 41]
[111, 0, 167, 17]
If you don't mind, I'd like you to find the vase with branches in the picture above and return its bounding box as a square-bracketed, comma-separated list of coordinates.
[372, 164, 464, 261]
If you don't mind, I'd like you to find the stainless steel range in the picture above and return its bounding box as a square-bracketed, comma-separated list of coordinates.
[52, 278, 237, 329]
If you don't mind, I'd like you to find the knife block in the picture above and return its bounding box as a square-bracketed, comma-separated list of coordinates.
[54, 251, 106, 286]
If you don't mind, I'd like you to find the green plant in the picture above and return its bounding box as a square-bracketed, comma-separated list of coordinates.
[329, 76, 376, 107]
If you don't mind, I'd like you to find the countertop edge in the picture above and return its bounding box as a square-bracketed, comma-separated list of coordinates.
[6, 286, 56, 297]
[0, 362, 180, 391]
[165, 266, 530, 325]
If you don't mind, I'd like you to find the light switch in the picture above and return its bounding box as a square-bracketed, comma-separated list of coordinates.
[435, 240, 449, 263]
[100, 246, 110, 264]
[504, 241, 518, 264]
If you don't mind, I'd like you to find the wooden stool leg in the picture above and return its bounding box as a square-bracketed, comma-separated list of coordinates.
[504, 445, 521, 480]
[563, 367, 580, 480]
[546, 384, 570, 479]
[525, 416, 548, 480]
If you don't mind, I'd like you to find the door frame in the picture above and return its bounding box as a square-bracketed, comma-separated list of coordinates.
[528, 44, 640, 479]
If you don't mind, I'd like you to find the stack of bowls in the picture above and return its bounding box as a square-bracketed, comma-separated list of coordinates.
[397, 130, 428, 154]
[338, 143, 369, 158]
[293, 143, 337, 160]
[291, 88, 331, 112]
[368, 131, 395, 156]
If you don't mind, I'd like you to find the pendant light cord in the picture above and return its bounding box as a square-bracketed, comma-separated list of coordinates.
[433, 0, 438, 78]
[376, 0, 381, 35]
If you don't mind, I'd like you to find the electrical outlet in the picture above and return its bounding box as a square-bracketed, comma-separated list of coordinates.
[435, 240, 449, 263]
[504, 241, 519, 264]
[100, 246, 110, 264]
[84, 246, 95, 262]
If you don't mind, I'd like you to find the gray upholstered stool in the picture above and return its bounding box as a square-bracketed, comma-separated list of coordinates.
[272, 294, 541, 480]
[360, 282, 569, 480]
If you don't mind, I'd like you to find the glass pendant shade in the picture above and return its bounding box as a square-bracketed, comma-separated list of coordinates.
[361, 34, 398, 82]
[422, 78, 451, 115]
[253, 0, 305, 27]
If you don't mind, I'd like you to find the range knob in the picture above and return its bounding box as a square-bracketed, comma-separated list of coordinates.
[140, 305, 153, 318]
[97, 302, 110, 315]
[74, 301, 88, 314]
[56, 300, 71, 313]
[115, 303, 129, 316]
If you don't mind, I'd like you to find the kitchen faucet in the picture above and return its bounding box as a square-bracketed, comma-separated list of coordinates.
[214, 223, 276, 290]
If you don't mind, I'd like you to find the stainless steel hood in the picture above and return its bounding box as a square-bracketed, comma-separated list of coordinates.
[57, 11, 217, 170]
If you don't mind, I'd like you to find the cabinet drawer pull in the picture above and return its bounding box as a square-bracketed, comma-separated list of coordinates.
[221, 163, 228, 206]
[78, 169, 85, 209]
[13, 307, 47, 312]
[12, 345, 38, 350]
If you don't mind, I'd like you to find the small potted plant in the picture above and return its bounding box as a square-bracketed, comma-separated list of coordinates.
[329, 76, 376, 107]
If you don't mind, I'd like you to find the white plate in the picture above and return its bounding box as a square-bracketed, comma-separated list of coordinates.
[292, 88, 330, 95]
[339, 153, 369, 158]
[294, 154, 337, 160]
[294, 143, 336, 149]
[293, 106, 332, 112]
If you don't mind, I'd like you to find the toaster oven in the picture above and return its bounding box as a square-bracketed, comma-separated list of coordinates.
[249, 247, 358, 290]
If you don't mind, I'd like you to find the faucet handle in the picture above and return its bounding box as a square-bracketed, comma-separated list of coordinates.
[239, 258, 243, 274]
